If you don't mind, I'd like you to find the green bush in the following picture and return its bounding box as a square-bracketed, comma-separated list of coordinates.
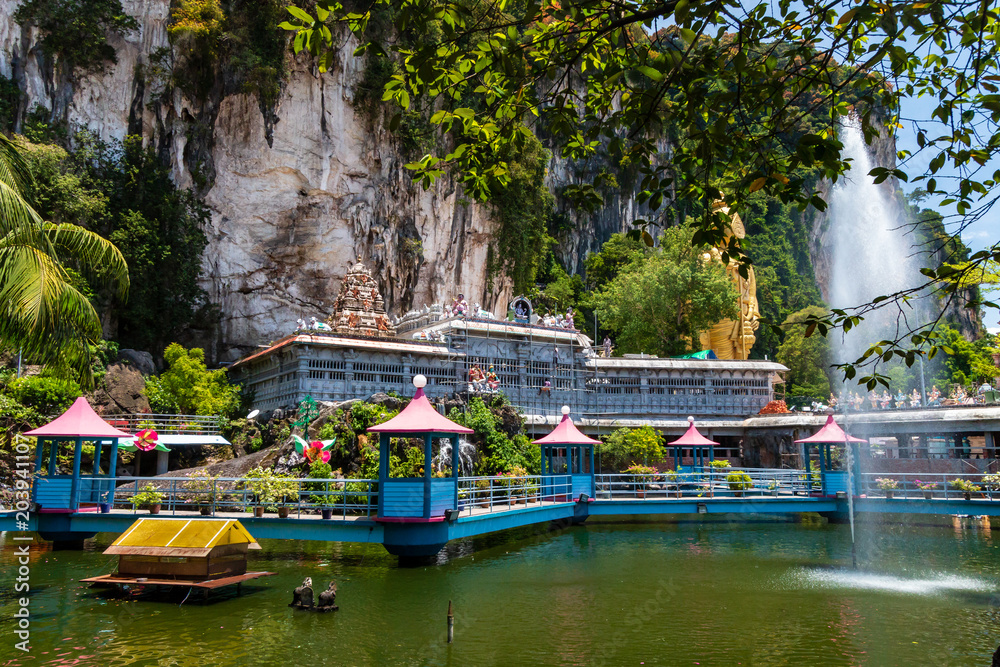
[726, 470, 753, 491]
[10, 375, 81, 414]
[305, 460, 334, 506]
[596, 426, 665, 471]
[145, 343, 240, 416]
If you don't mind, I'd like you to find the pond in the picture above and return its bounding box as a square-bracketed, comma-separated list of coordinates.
[2, 516, 998, 665]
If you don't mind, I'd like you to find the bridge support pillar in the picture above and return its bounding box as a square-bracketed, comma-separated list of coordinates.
[819, 511, 851, 524]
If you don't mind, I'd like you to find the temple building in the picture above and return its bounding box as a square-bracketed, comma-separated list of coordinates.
[231, 260, 786, 448]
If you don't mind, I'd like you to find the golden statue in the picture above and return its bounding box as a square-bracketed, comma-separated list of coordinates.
[697, 202, 760, 360]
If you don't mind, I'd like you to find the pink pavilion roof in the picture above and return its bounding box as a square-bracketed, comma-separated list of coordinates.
[25, 397, 131, 438]
[367, 388, 473, 434]
[532, 413, 601, 446]
[667, 418, 719, 447]
[794, 414, 867, 444]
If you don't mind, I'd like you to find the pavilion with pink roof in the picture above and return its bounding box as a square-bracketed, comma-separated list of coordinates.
[25, 397, 130, 514]
[794, 414, 867, 496]
[368, 375, 473, 522]
[532, 406, 600, 500]
[666, 417, 720, 469]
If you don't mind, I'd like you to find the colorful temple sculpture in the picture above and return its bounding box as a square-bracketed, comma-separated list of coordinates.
[326, 259, 396, 338]
[698, 201, 761, 360]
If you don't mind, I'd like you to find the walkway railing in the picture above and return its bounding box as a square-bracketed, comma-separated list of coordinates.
[99, 414, 222, 435]
[456, 475, 572, 516]
[84, 476, 378, 519]
[857, 472, 1000, 501]
[595, 468, 815, 500]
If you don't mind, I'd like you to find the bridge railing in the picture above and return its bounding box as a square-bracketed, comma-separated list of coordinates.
[595, 468, 814, 500]
[456, 475, 572, 515]
[857, 472, 1000, 501]
[79, 475, 378, 519]
[99, 414, 223, 435]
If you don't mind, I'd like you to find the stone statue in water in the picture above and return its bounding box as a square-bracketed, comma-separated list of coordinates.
[697, 201, 761, 360]
[290, 576, 314, 609]
[316, 580, 338, 612]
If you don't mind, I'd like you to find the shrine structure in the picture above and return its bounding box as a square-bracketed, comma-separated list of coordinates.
[326, 259, 396, 338]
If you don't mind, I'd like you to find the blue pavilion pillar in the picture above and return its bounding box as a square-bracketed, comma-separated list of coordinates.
[378, 433, 390, 516]
[92, 440, 103, 475]
[452, 434, 460, 510]
[108, 439, 119, 478]
[34, 438, 45, 474]
[48, 438, 58, 476]
[423, 433, 433, 519]
[69, 436, 83, 510]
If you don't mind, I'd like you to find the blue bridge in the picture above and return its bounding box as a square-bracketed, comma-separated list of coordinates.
[6, 466, 1000, 558]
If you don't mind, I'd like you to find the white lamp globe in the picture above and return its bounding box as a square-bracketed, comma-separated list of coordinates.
[561, 405, 571, 415]
[413, 374, 427, 388]
[687, 415, 695, 424]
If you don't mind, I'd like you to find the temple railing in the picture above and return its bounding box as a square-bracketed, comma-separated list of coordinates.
[71, 476, 379, 519]
[595, 469, 814, 500]
[456, 475, 572, 515]
[856, 472, 1000, 501]
[98, 414, 223, 435]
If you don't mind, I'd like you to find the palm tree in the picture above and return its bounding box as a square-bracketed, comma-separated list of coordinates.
[0, 133, 129, 386]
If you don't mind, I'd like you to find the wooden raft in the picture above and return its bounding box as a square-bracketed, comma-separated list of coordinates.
[81, 571, 275, 589]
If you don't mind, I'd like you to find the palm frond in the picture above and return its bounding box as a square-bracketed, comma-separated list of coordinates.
[44, 222, 130, 299]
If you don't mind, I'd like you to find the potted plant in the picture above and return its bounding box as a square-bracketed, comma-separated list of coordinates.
[914, 479, 938, 500]
[982, 473, 1000, 499]
[306, 461, 337, 519]
[273, 475, 299, 518]
[708, 459, 732, 469]
[130, 484, 164, 514]
[726, 470, 753, 497]
[508, 465, 529, 504]
[664, 469, 681, 498]
[183, 470, 218, 515]
[767, 480, 779, 497]
[950, 478, 982, 501]
[242, 466, 277, 517]
[624, 464, 657, 498]
[875, 477, 899, 499]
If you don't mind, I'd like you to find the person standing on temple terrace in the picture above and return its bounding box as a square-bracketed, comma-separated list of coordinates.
[603, 336, 612, 358]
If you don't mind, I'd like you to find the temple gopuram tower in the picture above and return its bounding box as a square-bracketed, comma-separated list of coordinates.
[326, 259, 397, 338]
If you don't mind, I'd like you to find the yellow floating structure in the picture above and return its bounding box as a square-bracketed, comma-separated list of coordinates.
[82, 518, 273, 595]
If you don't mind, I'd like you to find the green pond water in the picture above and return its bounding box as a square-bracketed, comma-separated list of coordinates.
[3, 517, 1000, 666]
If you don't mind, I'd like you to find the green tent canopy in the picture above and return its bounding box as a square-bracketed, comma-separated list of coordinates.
[673, 350, 719, 360]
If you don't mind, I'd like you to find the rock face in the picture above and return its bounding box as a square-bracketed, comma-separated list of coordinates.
[90, 362, 151, 414]
[0, 0, 662, 363]
[1, 0, 979, 364]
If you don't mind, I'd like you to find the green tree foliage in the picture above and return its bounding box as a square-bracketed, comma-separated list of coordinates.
[144, 343, 240, 416]
[9, 373, 81, 414]
[583, 233, 648, 290]
[742, 196, 824, 359]
[776, 306, 833, 399]
[596, 425, 665, 471]
[282, 0, 1000, 385]
[17, 134, 210, 353]
[592, 225, 738, 357]
[13, 0, 139, 74]
[485, 132, 556, 293]
[448, 396, 539, 475]
[165, 0, 289, 106]
[929, 326, 1000, 388]
[0, 134, 129, 385]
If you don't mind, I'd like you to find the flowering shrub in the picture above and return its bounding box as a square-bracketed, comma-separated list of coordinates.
[726, 471, 753, 491]
[982, 473, 1000, 490]
[913, 480, 938, 490]
[875, 478, 899, 490]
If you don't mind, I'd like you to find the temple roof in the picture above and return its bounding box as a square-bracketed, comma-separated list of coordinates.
[368, 387, 474, 434]
[532, 409, 601, 446]
[25, 397, 130, 439]
[794, 414, 867, 443]
[667, 417, 719, 447]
